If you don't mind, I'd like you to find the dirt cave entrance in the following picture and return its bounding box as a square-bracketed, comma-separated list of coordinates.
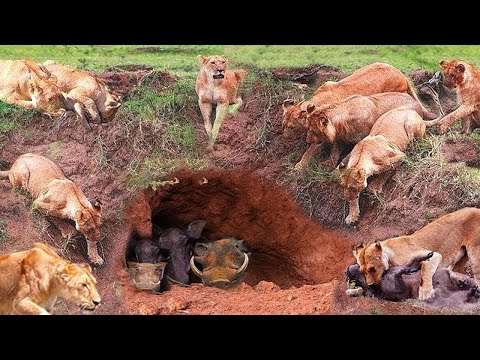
[125, 168, 353, 289]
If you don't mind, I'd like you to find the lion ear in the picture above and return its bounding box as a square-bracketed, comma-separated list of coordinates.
[375, 241, 382, 250]
[198, 55, 209, 64]
[439, 60, 448, 68]
[282, 99, 295, 111]
[77, 263, 93, 273]
[56, 263, 70, 281]
[75, 211, 85, 223]
[457, 64, 466, 73]
[306, 103, 316, 114]
[352, 244, 365, 264]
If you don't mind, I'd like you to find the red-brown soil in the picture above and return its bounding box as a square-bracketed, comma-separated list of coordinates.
[1, 65, 478, 315]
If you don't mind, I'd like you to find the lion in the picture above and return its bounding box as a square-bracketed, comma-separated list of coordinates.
[282, 62, 433, 170]
[304, 92, 437, 167]
[0, 153, 104, 266]
[0, 242, 100, 315]
[40, 60, 121, 131]
[195, 55, 247, 146]
[337, 108, 431, 225]
[437, 60, 480, 134]
[352, 207, 480, 301]
[0, 59, 67, 116]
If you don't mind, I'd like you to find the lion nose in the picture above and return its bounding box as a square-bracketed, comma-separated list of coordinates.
[218, 69, 224, 73]
[93, 300, 101, 306]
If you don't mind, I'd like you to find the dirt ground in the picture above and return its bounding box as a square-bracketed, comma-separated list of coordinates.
[1, 65, 478, 315]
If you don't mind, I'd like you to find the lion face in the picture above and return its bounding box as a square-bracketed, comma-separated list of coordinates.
[28, 78, 66, 116]
[101, 93, 121, 122]
[56, 262, 101, 312]
[440, 60, 466, 89]
[362, 242, 387, 285]
[340, 168, 367, 201]
[198, 55, 228, 80]
[75, 208, 102, 242]
[282, 100, 307, 131]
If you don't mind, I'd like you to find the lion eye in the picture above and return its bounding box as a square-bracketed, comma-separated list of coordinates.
[222, 61, 225, 64]
[211, 61, 216, 65]
[83, 283, 88, 288]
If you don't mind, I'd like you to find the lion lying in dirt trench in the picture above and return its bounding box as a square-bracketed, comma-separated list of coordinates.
[0, 153, 104, 266]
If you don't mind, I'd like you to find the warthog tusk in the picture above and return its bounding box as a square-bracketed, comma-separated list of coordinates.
[190, 256, 203, 278]
[236, 253, 249, 274]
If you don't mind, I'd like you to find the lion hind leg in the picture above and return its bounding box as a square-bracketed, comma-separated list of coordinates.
[228, 96, 243, 114]
[418, 251, 442, 301]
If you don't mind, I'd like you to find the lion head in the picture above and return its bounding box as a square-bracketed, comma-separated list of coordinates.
[198, 55, 228, 80]
[439, 60, 467, 89]
[338, 167, 367, 201]
[55, 262, 101, 312]
[282, 99, 308, 131]
[27, 77, 66, 117]
[75, 200, 102, 242]
[305, 103, 336, 142]
[353, 242, 388, 286]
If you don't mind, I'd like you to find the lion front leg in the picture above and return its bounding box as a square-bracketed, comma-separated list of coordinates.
[198, 99, 213, 137]
[13, 297, 50, 315]
[210, 103, 229, 145]
[86, 239, 104, 267]
[295, 143, 323, 171]
[229, 96, 243, 113]
[345, 197, 360, 226]
[438, 104, 476, 134]
[418, 251, 442, 301]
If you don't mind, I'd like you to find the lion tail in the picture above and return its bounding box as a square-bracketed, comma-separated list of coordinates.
[0, 170, 9, 179]
[406, 80, 438, 120]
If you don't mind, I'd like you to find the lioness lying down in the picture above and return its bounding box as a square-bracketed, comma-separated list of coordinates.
[353, 208, 480, 301]
[40, 60, 121, 130]
[0, 242, 101, 315]
[338, 108, 432, 225]
[0, 153, 104, 266]
[304, 92, 437, 167]
[346, 253, 480, 306]
[0, 59, 67, 116]
[282, 62, 432, 170]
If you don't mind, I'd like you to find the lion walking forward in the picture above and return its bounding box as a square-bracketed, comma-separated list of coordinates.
[354, 208, 480, 301]
[0, 153, 104, 266]
[0, 242, 101, 315]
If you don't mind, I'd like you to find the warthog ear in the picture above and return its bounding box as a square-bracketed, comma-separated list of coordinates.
[106, 100, 121, 109]
[457, 63, 466, 72]
[193, 242, 209, 256]
[198, 55, 209, 64]
[282, 99, 295, 111]
[186, 220, 206, 240]
[306, 103, 316, 114]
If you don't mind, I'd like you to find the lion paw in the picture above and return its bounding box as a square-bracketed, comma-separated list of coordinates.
[89, 255, 105, 267]
[438, 123, 450, 134]
[294, 162, 307, 171]
[418, 285, 435, 301]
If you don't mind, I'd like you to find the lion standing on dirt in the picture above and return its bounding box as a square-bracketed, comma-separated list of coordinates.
[195, 55, 246, 146]
[0, 242, 101, 315]
[0, 153, 104, 266]
[353, 207, 480, 301]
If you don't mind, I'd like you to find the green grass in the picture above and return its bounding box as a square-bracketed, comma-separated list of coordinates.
[3, 45, 480, 76]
